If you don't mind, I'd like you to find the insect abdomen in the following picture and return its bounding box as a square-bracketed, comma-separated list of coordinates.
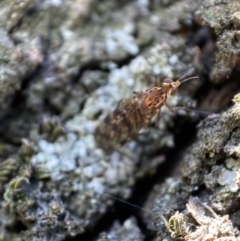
[94, 100, 146, 154]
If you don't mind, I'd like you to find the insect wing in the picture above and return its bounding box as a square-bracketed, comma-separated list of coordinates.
[116, 96, 138, 111]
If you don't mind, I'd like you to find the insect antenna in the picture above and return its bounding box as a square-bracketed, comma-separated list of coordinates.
[178, 68, 195, 81]
[179, 76, 199, 84]
[103, 193, 152, 214]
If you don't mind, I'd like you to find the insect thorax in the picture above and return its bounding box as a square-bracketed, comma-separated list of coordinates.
[139, 87, 167, 117]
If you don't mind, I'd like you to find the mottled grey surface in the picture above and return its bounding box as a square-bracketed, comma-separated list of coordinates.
[146, 94, 240, 240]
[0, 0, 240, 241]
[196, 0, 240, 83]
[97, 217, 144, 241]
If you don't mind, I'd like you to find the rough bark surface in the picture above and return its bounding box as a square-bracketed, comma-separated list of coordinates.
[0, 0, 240, 241]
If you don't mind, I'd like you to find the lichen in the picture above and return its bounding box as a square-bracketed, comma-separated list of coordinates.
[0, 32, 43, 121]
[165, 197, 240, 241]
[0, 0, 237, 240]
[0, 0, 37, 30]
[195, 0, 240, 83]
[131, 92, 240, 241]
[97, 217, 144, 241]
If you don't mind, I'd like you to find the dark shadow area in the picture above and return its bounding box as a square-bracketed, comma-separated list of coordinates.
[5, 219, 27, 233]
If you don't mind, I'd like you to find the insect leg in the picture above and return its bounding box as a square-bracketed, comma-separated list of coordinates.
[133, 90, 141, 95]
[172, 106, 212, 119]
[155, 110, 161, 127]
[155, 102, 173, 127]
[115, 148, 137, 161]
[156, 75, 161, 87]
[164, 102, 174, 112]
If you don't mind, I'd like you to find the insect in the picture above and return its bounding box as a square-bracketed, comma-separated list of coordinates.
[94, 73, 198, 154]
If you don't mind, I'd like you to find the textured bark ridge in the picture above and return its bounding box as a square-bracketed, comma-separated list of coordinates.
[0, 0, 240, 240]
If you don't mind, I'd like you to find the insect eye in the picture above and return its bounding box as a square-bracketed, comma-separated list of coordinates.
[171, 87, 178, 95]
[164, 78, 173, 83]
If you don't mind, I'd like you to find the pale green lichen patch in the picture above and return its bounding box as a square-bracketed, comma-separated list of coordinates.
[0, 0, 37, 30]
[196, 0, 240, 83]
[218, 169, 238, 193]
[0, 32, 43, 122]
[97, 217, 144, 241]
[181, 94, 240, 209]
[0, 115, 141, 240]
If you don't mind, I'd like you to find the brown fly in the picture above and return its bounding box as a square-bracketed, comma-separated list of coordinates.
[94, 73, 198, 154]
